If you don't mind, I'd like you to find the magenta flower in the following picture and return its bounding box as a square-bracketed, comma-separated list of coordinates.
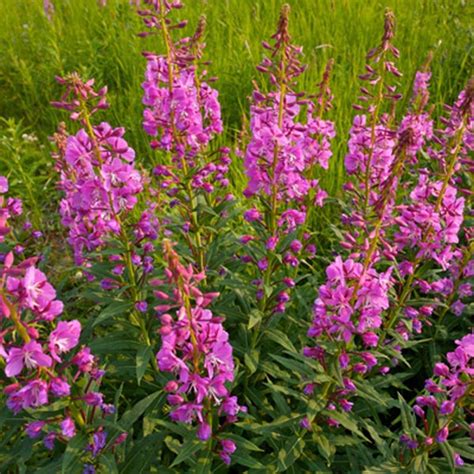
[48, 320, 81, 362]
[60, 417, 76, 439]
[197, 422, 212, 441]
[5, 341, 52, 377]
[0, 176, 8, 194]
[156, 241, 243, 447]
[25, 420, 46, 439]
[435, 426, 449, 443]
[50, 377, 71, 397]
[52, 77, 143, 264]
[7, 379, 49, 412]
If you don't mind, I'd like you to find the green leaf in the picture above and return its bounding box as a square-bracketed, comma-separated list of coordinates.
[154, 419, 191, 437]
[356, 381, 390, 408]
[120, 433, 164, 474]
[397, 393, 416, 433]
[265, 329, 297, 352]
[276, 435, 306, 471]
[136, 345, 153, 385]
[413, 453, 429, 473]
[239, 414, 302, 435]
[170, 439, 203, 468]
[248, 309, 263, 329]
[322, 410, 368, 441]
[244, 350, 259, 375]
[119, 391, 162, 430]
[450, 437, 474, 461]
[35, 458, 64, 474]
[232, 451, 266, 469]
[314, 433, 335, 462]
[225, 434, 264, 453]
[93, 300, 133, 327]
[363, 459, 404, 473]
[100, 453, 119, 474]
[439, 441, 456, 472]
[269, 354, 311, 377]
[194, 445, 213, 474]
[61, 433, 87, 474]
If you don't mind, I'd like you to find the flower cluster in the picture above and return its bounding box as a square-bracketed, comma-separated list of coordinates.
[244, 4, 333, 210]
[389, 80, 473, 322]
[429, 81, 474, 171]
[0, 176, 23, 242]
[343, 10, 401, 220]
[395, 173, 465, 269]
[303, 257, 393, 424]
[142, 50, 223, 159]
[430, 237, 473, 318]
[140, 4, 223, 160]
[240, 5, 334, 316]
[303, 14, 460, 425]
[156, 240, 244, 462]
[138, 3, 231, 272]
[400, 333, 473, 467]
[308, 256, 393, 347]
[52, 74, 143, 264]
[0, 177, 117, 469]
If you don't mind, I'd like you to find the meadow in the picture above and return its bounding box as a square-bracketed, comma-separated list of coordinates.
[0, 1, 472, 473]
[0, 0, 472, 197]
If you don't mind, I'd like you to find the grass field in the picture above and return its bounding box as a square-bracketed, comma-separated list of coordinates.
[0, 0, 472, 199]
[0, 3, 472, 471]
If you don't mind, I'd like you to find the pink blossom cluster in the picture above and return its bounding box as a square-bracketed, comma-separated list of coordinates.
[139, 2, 222, 161]
[52, 74, 143, 264]
[400, 333, 473, 467]
[303, 13, 473, 426]
[343, 10, 401, 220]
[142, 52, 223, 159]
[303, 257, 393, 424]
[390, 82, 473, 316]
[343, 24, 433, 240]
[241, 6, 334, 314]
[138, 3, 231, 271]
[429, 84, 474, 170]
[244, 5, 334, 210]
[0, 176, 22, 242]
[0, 177, 116, 463]
[244, 91, 334, 201]
[427, 239, 473, 317]
[155, 241, 244, 462]
[308, 256, 393, 347]
[395, 172, 465, 269]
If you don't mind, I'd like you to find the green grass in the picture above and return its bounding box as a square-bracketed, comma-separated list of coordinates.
[0, 0, 472, 197]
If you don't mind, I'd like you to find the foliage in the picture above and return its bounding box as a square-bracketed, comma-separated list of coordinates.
[0, 1, 472, 473]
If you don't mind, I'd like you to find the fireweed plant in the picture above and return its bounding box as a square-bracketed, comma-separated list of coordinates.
[138, 0, 233, 274]
[0, 178, 122, 472]
[240, 5, 335, 336]
[0, 2, 472, 473]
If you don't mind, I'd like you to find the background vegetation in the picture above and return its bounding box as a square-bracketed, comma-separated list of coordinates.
[0, 0, 472, 199]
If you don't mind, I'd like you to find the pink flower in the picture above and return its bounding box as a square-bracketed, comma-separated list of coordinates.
[25, 420, 46, 439]
[60, 417, 76, 438]
[197, 422, 212, 441]
[49, 320, 81, 362]
[7, 380, 49, 412]
[5, 341, 52, 377]
[72, 347, 95, 372]
[23, 267, 57, 310]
